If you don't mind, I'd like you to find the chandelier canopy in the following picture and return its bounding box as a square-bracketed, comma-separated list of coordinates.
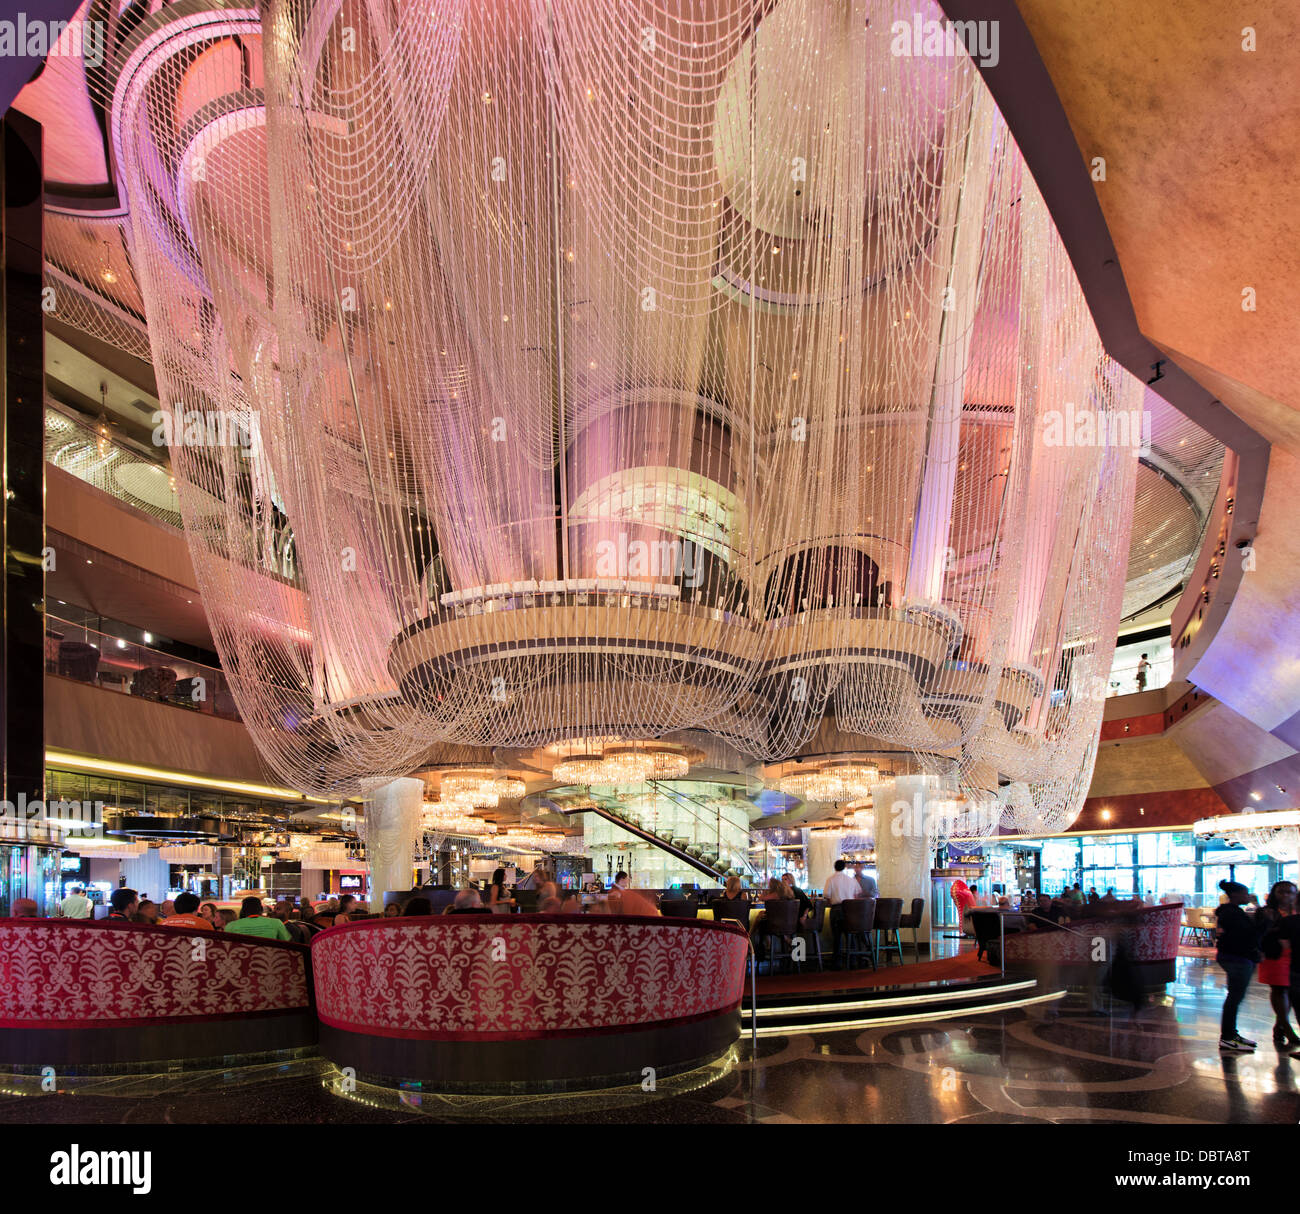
[106, 0, 1139, 836]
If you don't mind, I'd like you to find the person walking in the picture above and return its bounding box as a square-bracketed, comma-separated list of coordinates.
[1260, 881, 1300, 1049]
[1216, 880, 1262, 1051]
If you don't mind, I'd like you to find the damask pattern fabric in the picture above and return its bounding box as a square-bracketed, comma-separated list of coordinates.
[312, 917, 748, 1039]
[0, 921, 309, 1025]
[1002, 904, 1182, 965]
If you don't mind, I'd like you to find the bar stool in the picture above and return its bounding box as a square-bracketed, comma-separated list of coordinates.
[874, 898, 904, 965]
[839, 898, 877, 970]
[798, 899, 826, 972]
[764, 900, 803, 974]
[897, 897, 925, 960]
[712, 898, 750, 927]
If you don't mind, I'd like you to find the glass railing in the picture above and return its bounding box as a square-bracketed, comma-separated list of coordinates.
[1106, 652, 1173, 697]
[44, 404, 302, 586]
[44, 406, 184, 529]
[45, 614, 241, 722]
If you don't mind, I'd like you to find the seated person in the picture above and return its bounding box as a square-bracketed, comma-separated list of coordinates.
[383, 903, 401, 918]
[751, 877, 794, 956]
[162, 891, 211, 931]
[781, 872, 813, 923]
[134, 900, 160, 925]
[443, 889, 491, 915]
[403, 897, 434, 916]
[1024, 894, 1064, 931]
[721, 874, 749, 904]
[224, 895, 291, 940]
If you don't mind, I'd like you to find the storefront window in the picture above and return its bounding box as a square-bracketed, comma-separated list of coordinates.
[1040, 838, 1080, 893]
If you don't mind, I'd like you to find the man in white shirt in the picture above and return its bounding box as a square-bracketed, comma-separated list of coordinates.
[824, 860, 861, 906]
[58, 885, 92, 919]
[824, 861, 863, 968]
[853, 863, 878, 900]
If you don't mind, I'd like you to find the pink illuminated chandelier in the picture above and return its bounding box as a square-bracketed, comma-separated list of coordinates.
[100, 0, 1140, 835]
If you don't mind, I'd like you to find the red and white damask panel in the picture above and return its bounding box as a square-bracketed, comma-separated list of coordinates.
[312, 916, 749, 1039]
[1003, 904, 1183, 965]
[0, 921, 309, 1026]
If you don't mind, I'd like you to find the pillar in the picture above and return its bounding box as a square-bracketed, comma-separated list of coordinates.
[808, 830, 840, 897]
[2, 112, 46, 817]
[872, 775, 934, 948]
[363, 777, 424, 911]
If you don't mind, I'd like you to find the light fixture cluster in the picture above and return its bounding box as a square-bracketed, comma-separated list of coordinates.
[1194, 809, 1300, 861]
[842, 801, 874, 832]
[421, 799, 498, 838]
[437, 769, 525, 810]
[553, 742, 689, 788]
[495, 828, 575, 853]
[776, 760, 879, 804]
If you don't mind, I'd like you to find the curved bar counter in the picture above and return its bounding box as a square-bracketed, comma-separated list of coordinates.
[0, 920, 314, 1069]
[311, 914, 750, 1093]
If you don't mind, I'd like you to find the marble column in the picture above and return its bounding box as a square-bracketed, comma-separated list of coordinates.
[363, 777, 424, 911]
[872, 775, 934, 945]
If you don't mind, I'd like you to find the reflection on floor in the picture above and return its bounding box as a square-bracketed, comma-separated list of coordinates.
[754, 950, 999, 996]
[1, 956, 1297, 1123]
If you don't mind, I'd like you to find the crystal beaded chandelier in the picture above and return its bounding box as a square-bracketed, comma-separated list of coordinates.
[552, 740, 690, 787]
[438, 770, 526, 809]
[776, 760, 880, 804]
[105, 0, 1140, 836]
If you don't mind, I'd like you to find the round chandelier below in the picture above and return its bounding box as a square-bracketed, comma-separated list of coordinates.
[438, 770, 526, 810]
[1195, 809, 1300, 862]
[776, 761, 880, 804]
[553, 742, 689, 788]
[421, 800, 497, 838]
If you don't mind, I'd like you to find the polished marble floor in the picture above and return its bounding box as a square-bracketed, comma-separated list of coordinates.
[2, 956, 1296, 1124]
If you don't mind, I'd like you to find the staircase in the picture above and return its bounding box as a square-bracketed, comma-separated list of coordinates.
[544, 791, 747, 882]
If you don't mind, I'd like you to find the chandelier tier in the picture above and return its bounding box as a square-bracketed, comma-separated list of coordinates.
[106, 0, 1139, 835]
[552, 740, 691, 788]
[775, 759, 880, 804]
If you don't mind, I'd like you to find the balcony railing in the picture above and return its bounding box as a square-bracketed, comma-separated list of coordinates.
[45, 406, 184, 530]
[45, 404, 302, 586]
[45, 615, 241, 722]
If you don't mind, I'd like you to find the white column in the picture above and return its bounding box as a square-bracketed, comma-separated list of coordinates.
[363, 777, 424, 911]
[872, 775, 934, 944]
[808, 830, 840, 897]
